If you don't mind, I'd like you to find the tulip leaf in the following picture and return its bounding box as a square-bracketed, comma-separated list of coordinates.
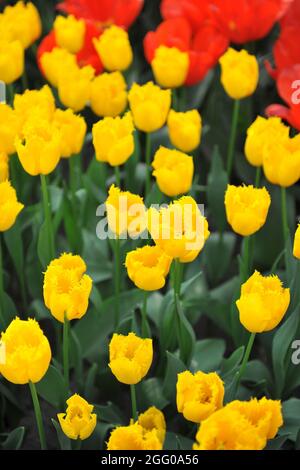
[220, 346, 245, 380]
[4, 221, 24, 287]
[279, 399, 300, 442]
[175, 296, 196, 365]
[37, 221, 52, 268]
[36, 365, 68, 409]
[203, 232, 236, 285]
[272, 307, 300, 396]
[191, 339, 226, 373]
[266, 435, 289, 450]
[163, 351, 186, 403]
[164, 432, 194, 451]
[94, 402, 125, 425]
[51, 419, 71, 450]
[139, 378, 168, 410]
[84, 363, 98, 401]
[0, 426, 25, 450]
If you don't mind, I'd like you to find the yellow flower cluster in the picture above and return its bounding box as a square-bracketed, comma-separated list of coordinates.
[194, 397, 283, 450]
[0, 1, 41, 83]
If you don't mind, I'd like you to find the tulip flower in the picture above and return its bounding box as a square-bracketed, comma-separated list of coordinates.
[44, 253, 92, 389]
[90, 72, 127, 117]
[93, 112, 134, 167]
[137, 407, 166, 445]
[58, 64, 95, 112]
[193, 406, 266, 450]
[0, 181, 24, 233]
[53, 109, 87, 159]
[227, 398, 283, 440]
[151, 46, 189, 89]
[167, 109, 202, 153]
[0, 317, 51, 449]
[40, 47, 78, 87]
[54, 15, 86, 54]
[152, 146, 194, 197]
[107, 423, 162, 450]
[93, 25, 133, 72]
[109, 332, 153, 419]
[58, 394, 97, 441]
[13, 85, 56, 126]
[177, 371, 224, 423]
[2, 1, 42, 48]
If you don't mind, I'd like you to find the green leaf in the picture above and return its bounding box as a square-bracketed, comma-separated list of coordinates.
[63, 196, 83, 254]
[265, 435, 289, 450]
[164, 432, 193, 451]
[279, 399, 300, 442]
[139, 378, 169, 410]
[4, 222, 24, 284]
[191, 339, 226, 373]
[206, 146, 228, 232]
[94, 402, 125, 425]
[175, 296, 196, 365]
[36, 365, 68, 409]
[0, 380, 22, 410]
[220, 346, 245, 380]
[51, 419, 71, 450]
[204, 232, 236, 285]
[272, 307, 300, 396]
[37, 221, 52, 268]
[84, 363, 98, 401]
[1, 426, 25, 450]
[163, 352, 186, 402]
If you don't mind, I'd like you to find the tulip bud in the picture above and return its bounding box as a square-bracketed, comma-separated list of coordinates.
[137, 407, 166, 445]
[53, 108, 87, 158]
[90, 71, 127, 117]
[3, 1, 42, 48]
[58, 65, 95, 112]
[167, 109, 202, 153]
[107, 423, 162, 450]
[152, 146, 194, 197]
[263, 134, 300, 187]
[94, 25, 133, 72]
[219, 48, 259, 100]
[93, 112, 134, 166]
[58, 394, 97, 440]
[151, 46, 189, 88]
[128, 81, 171, 133]
[40, 47, 78, 87]
[54, 15, 85, 54]
[236, 271, 290, 333]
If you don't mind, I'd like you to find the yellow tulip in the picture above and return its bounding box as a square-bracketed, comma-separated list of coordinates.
[109, 332, 153, 385]
[106, 185, 146, 237]
[54, 15, 85, 54]
[219, 48, 259, 100]
[43, 253, 93, 323]
[58, 394, 97, 440]
[93, 25, 133, 72]
[167, 109, 202, 153]
[152, 146, 194, 197]
[236, 271, 290, 333]
[148, 196, 210, 263]
[177, 371, 224, 423]
[40, 47, 78, 87]
[137, 407, 166, 445]
[107, 423, 162, 450]
[0, 39, 24, 84]
[125, 245, 172, 291]
[293, 224, 300, 259]
[263, 134, 300, 187]
[151, 46, 189, 88]
[15, 119, 61, 176]
[227, 398, 283, 440]
[0, 103, 21, 155]
[193, 406, 266, 450]
[0, 153, 9, 182]
[14, 85, 56, 127]
[0, 317, 51, 384]
[225, 184, 271, 236]
[90, 71, 127, 117]
[3, 1, 42, 48]
[245, 116, 289, 167]
[53, 108, 87, 158]
[58, 65, 95, 112]
[93, 112, 134, 166]
[128, 81, 171, 133]
[0, 181, 24, 232]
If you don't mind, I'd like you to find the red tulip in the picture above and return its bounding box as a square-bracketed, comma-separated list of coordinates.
[58, 0, 144, 29]
[162, 0, 293, 43]
[37, 21, 103, 76]
[144, 18, 228, 86]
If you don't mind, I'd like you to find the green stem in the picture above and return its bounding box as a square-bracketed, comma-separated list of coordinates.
[255, 166, 261, 187]
[5, 83, 14, 105]
[114, 165, 121, 187]
[130, 384, 138, 421]
[114, 237, 121, 329]
[242, 236, 251, 282]
[173, 259, 185, 362]
[145, 133, 152, 198]
[69, 157, 77, 207]
[172, 88, 179, 111]
[141, 291, 150, 338]
[29, 381, 47, 450]
[63, 314, 70, 390]
[281, 187, 289, 245]
[236, 333, 256, 386]
[40, 175, 55, 261]
[179, 86, 187, 112]
[21, 68, 28, 92]
[0, 235, 4, 329]
[226, 99, 240, 178]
